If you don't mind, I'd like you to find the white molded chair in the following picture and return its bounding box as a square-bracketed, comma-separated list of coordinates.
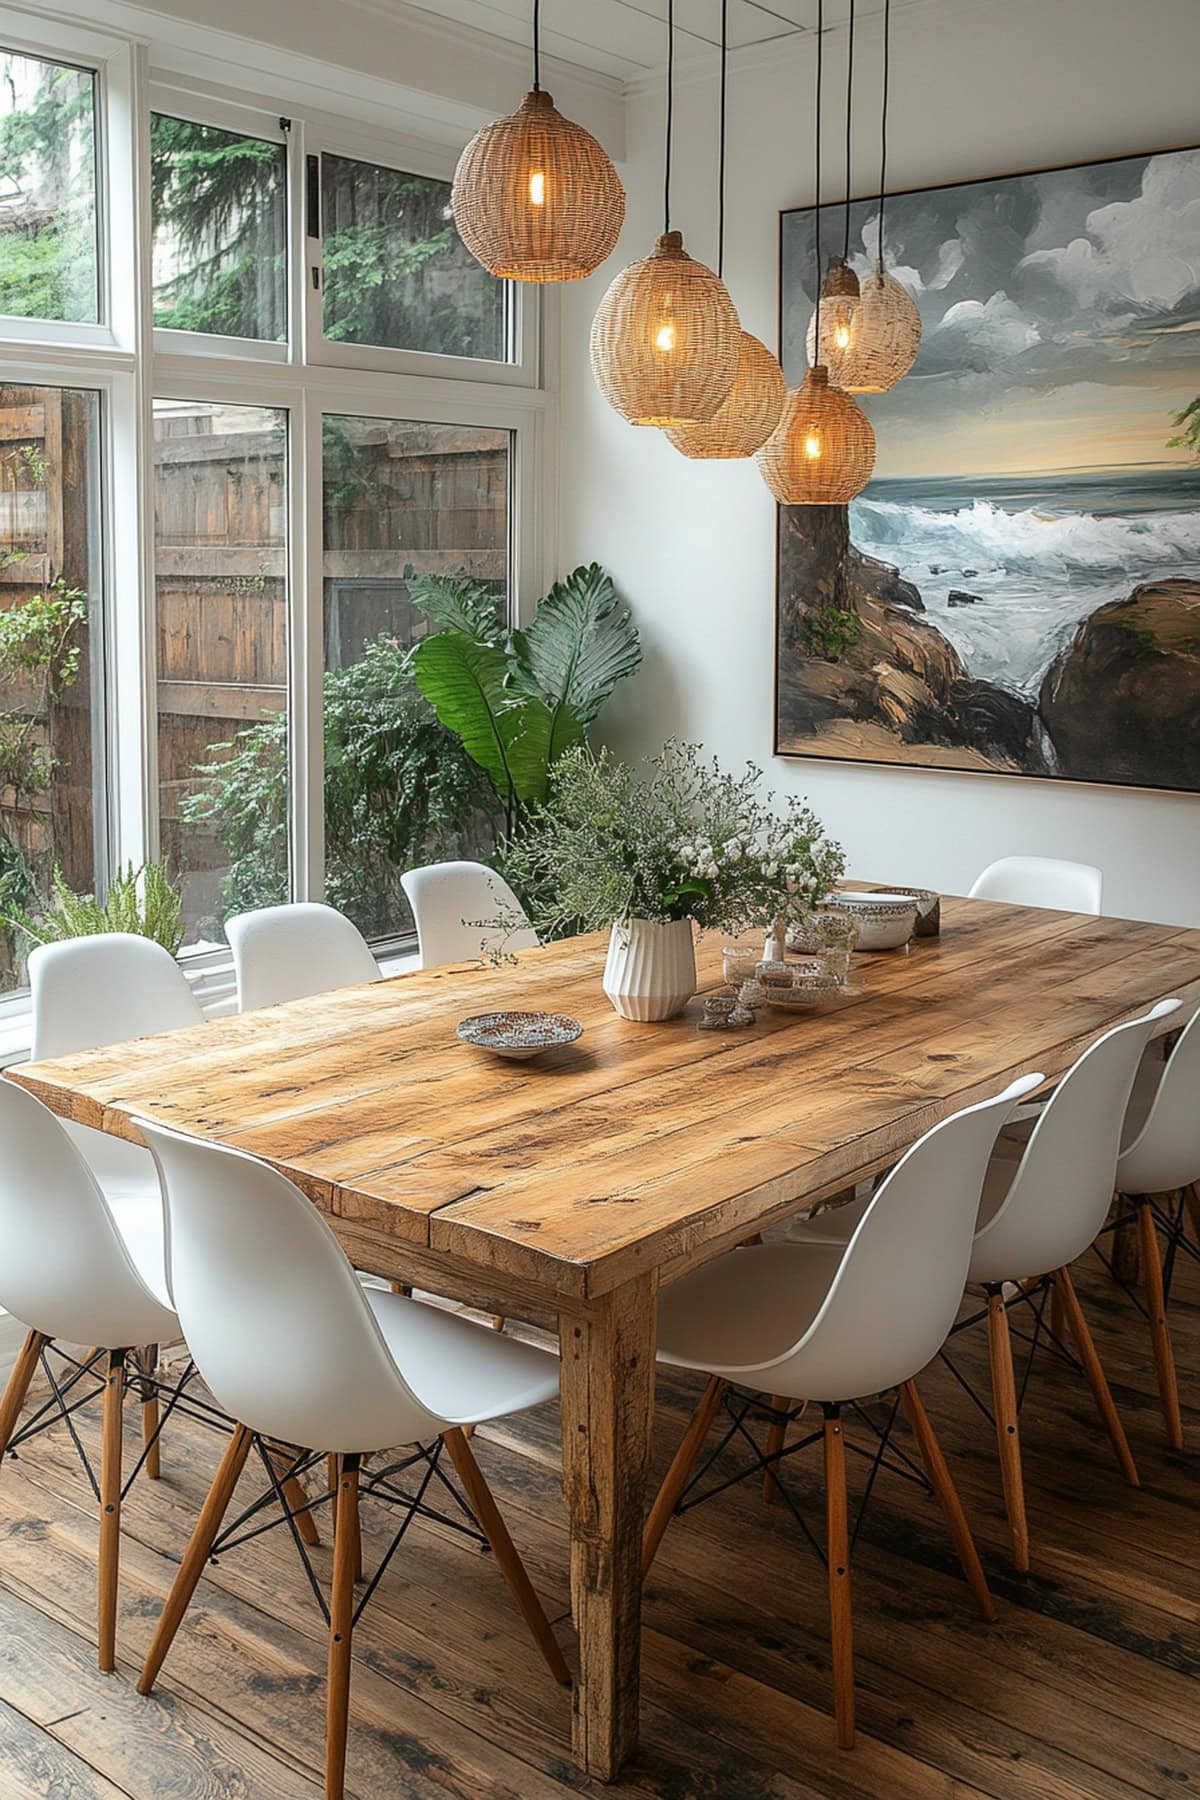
[29, 932, 204, 1314]
[642, 1072, 1041, 1750]
[968, 856, 1103, 915]
[226, 902, 380, 1012]
[400, 860, 538, 969]
[1112, 1002, 1200, 1450]
[133, 1120, 569, 1800]
[969, 999, 1178, 1568]
[0, 1079, 179, 1671]
[791, 1001, 1179, 1572]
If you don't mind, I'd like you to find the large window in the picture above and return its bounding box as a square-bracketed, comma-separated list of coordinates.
[0, 49, 98, 323]
[154, 400, 288, 945]
[320, 153, 507, 361]
[322, 416, 509, 938]
[0, 381, 101, 992]
[150, 114, 287, 341]
[0, 29, 539, 1003]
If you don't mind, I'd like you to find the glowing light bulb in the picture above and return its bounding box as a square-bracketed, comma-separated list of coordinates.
[834, 323, 851, 350]
[804, 432, 822, 460]
[655, 321, 677, 352]
[528, 169, 546, 206]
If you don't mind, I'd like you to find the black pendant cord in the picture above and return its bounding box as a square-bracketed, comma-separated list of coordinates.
[717, 0, 727, 277]
[532, 0, 541, 91]
[813, 0, 824, 357]
[878, 0, 891, 265]
[664, 0, 675, 232]
[842, 0, 856, 262]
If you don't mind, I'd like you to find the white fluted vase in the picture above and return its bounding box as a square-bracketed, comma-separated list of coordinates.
[603, 917, 697, 1022]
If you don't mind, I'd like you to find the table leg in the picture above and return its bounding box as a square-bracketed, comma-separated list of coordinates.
[559, 1275, 658, 1781]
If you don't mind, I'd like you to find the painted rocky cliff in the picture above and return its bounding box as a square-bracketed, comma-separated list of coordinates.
[777, 508, 1200, 792]
[776, 504, 1051, 774]
[1040, 578, 1200, 791]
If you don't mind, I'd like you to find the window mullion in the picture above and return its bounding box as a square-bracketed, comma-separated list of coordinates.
[292, 391, 324, 903]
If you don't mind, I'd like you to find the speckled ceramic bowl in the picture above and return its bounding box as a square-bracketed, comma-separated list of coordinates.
[456, 1011, 583, 1060]
[827, 890, 919, 951]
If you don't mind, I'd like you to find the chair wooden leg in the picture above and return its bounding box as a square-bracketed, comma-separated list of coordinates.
[443, 1427, 570, 1686]
[325, 1452, 360, 1800]
[762, 1396, 789, 1506]
[986, 1289, 1029, 1573]
[138, 1424, 253, 1694]
[823, 1407, 854, 1750]
[138, 1346, 160, 1480]
[0, 1329, 48, 1463]
[98, 1351, 126, 1673]
[1132, 1197, 1183, 1451]
[642, 1376, 725, 1576]
[1053, 1266, 1140, 1485]
[899, 1381, 994, 1622]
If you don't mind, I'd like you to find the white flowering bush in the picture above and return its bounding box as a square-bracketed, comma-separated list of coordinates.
[499, 741, 845, 940]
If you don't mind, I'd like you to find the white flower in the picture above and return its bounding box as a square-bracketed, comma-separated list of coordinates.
[726, 840, 742, 861]
[704, 861, 719, 880]
[764, 860, 778, 878]
[679, 843, 695, 862]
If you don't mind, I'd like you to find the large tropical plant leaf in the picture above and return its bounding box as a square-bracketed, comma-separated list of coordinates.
[411, 630, 583, 807]
[508, 563, 641, 730]
[407, 572, 505, 644]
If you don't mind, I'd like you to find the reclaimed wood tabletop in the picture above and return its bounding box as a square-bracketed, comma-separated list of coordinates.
[9, 893, 1200, 1778]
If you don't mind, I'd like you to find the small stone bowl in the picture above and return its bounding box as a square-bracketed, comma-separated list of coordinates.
[826, 891, 919, 951]
[457, 1010, 584, 1060]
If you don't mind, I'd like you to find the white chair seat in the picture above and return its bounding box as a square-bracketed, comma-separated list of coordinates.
[656, 1243, 845, 1382]
[365, 1290, 559, 1426]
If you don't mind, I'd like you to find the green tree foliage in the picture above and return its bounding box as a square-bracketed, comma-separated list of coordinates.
[0, 53, 97, 322]
[1167, 396, 1200, 457]
[150, 115, 286, 339]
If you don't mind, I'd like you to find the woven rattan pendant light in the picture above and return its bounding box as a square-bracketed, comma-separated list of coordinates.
[665, 0, 786, 459]
[816, 0, 921, 391]
[451, 0, 625, 282]
[757, 0, 875, 504]
[590, 0, 740, 427]
[806, 0, 862, 369]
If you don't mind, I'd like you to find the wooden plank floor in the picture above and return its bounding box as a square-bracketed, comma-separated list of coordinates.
[0, 1247, 1195, 1800]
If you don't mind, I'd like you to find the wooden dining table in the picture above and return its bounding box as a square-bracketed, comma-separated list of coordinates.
[8, 893, 1200, 1780]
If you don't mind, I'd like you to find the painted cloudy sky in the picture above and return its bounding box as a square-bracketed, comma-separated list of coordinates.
[781, 146, 1200, 479]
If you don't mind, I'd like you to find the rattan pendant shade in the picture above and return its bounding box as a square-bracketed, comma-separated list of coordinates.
[452, 90, 625, 283]
[590, 231, 741, 427]
[827, 264, 921, 391]
[805, 260, 862, 367]
[756, 365, 875, 504]
[664, 331, 786, 459]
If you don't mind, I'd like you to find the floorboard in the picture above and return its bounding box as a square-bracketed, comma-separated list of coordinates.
[0, 1248, 1195, 1799]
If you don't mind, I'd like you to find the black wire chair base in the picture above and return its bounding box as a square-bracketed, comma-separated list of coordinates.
[3, 1345, 210, 1503]
[1097, 1191, 1199, 1308]
[672, 1386, 934, 1568]
[942, 1275, 1083, 1426]
[209, 1434, 490, 1630]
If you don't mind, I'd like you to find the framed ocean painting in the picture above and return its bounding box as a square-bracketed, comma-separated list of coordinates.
[775, 146, 1200, 792]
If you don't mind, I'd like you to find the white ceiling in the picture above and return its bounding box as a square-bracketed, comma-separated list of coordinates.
[403, 0, 901, 85]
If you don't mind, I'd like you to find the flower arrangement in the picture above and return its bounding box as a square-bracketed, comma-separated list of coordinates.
[500, 741, 845, 941]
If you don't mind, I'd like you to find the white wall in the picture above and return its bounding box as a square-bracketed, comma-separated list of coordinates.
[555, 0, 1200, 926]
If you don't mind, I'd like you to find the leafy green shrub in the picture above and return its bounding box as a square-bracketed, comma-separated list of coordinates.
[3, 860, 184, 955]
[801, 603, 862, 662]
[182, 637, 496, 940]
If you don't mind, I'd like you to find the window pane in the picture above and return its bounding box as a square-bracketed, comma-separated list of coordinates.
[0, 384, 102, 993]
[0, 50, 98, 323]
[151, 114, 287, 341]
[322, 416, 509, 939]
[154, 401, 288, 947]
[321, 153, 506, 360]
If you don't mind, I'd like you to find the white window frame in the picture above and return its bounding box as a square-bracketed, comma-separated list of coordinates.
[0, 4, 549, 996]
[301, 118, 539, 390]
